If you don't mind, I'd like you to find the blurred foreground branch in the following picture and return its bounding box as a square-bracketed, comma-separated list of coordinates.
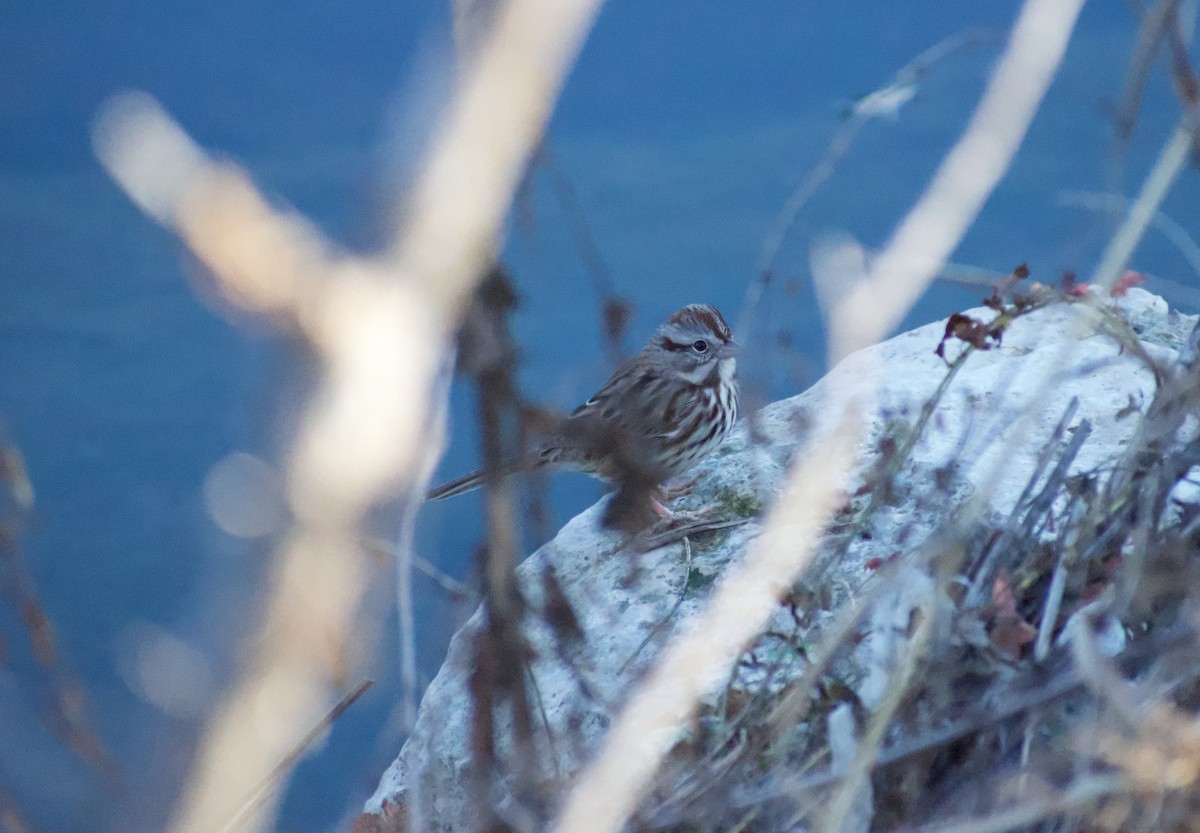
[92, 1, 603, 831]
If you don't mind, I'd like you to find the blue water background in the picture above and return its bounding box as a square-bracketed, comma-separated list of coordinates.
[2, 1, 1199, 830]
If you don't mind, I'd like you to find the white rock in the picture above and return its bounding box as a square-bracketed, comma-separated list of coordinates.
[362, 289, 1194, 832]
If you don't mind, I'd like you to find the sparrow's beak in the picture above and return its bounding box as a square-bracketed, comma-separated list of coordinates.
[718, 339, 741, 359]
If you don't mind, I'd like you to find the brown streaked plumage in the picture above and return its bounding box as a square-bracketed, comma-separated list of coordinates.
[427, 304, 740, 502]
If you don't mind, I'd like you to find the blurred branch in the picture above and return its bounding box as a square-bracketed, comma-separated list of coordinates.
[1109, 0, 1179, 186]
[451, 0, 500, 59]
[1058, 189, 1200, 280]
[1089, 110, 1200, 293]
[93, 1, 603, 830]
[459, 266, 541, 817]
[387, 0, 604, 322]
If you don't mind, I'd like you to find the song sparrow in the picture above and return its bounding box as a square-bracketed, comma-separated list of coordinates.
[427, 304, 740, 512]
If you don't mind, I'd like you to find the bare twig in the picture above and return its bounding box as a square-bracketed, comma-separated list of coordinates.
[463, 265, 542, 815]
[0, 439, 115, 779]
[964, 403, 1087, 608]
[535, 141, 630, 363]
[743, 28, 994, 339]
[219, 680, 374, 833]
[619, 536, 694, 675]
[1109, 0, 1180, 186]
[753, 28, 993, 281]
[365, 537, 478, 601]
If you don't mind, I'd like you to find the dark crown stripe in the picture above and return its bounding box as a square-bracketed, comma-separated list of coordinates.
[668, 304, 732, 340]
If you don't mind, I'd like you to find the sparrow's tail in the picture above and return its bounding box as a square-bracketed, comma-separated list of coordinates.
[426, 469, 487, 501]
[426, 448, 571, 501]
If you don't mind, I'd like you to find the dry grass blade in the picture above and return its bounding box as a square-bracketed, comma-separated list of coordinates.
[819, 584, 936, 833]
[897, 774, 1127, 833]
[966, 403, 1088, 607]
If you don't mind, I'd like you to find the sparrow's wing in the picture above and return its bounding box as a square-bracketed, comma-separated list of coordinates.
[550, 360, 702, 478]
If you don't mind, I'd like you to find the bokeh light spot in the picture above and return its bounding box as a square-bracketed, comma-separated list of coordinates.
[203, 452, 285, 539]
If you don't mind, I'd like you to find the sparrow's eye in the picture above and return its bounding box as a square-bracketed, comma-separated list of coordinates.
[691, 339, 709, 353]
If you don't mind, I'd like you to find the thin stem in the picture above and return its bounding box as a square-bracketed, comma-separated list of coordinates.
[1090, 112, 1200, 292]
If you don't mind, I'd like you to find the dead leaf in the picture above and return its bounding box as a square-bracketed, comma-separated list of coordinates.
[988, 571, 1037, 660]
[1111, 270, 1147, 298]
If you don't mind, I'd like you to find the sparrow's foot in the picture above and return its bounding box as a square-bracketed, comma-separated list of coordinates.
[651, 496, 676, 519]
[659, 474, 701, 502]
[650, 498, 714, 523]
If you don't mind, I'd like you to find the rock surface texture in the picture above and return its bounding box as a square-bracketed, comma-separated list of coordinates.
[361, 288, 1196, 833]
